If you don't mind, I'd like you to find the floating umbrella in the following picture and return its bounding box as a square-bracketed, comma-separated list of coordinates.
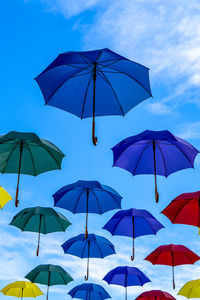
[0, 131, 64, 207]
[0, 186, 12, 209]
[35, 48, 152, 145]
[103, 266, 150, 300]
[112, 130, 199, 202]
[103, 208, 164, 261]
[25, 264, 73, 300]
[68, 283, 111, 300]
[178, 279, 200, 298]
[135, 290, 175, 300]
[145, 244, 200, 289]
[1, 281, 43, 300]
[62, 233, 115, 280]
[53, 180, 122, 238]
[10, 206, 71, 256]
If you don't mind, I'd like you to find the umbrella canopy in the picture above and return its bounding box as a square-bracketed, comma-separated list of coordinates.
[35, 48, 152, 145]
[10, 206, 71, 256]
[62, 233, 115, 280]
[112, 130, 199, 202]
[103, 266, 150, 300]
[0, 131, 64, 207]
[135, 290, 175, 300]
[25, 264, 73, 300]
[53, 180, 122, 237]
[178, 279, 200, 298]
[1, 281, 43, 299]
[103, 208, 164, 260]
[0, 186, 12, 209]
[145, 244, 200, 289]
[68, 283, 111, 300]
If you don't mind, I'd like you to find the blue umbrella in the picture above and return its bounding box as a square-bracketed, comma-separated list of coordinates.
[53, 180, 122, 238]
[103, 266, 151, 300]
[35, 48, 152, 145]
[112, 130, 199, 202]
[103, 208, 164, 261]
[62, 233, 116, 280]
[68, 283, 111, 300]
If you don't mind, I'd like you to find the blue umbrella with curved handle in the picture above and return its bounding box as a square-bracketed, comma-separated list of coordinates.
[62, 233, 115, 280]
[68, 283, 111, 300]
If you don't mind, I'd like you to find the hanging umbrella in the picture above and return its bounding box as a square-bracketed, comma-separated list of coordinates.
[103, 208, 164, 261]
[135, 290, 175, 300]
[10, 206, 71, 256]
[0, 131, 64, 207]
[0, 186, 12, 209]
[162, 191, 200, 233]
[62, 233, 115, 280]
[1, 281, 43, 300]
[145, 244, 200, 289]
[35, 48, 152, 145]
[25, 264, 73, 300]
[53, 180, 122, 238]
[112, 130, 199, 202]
[178, 279, 200, 298]
[68, 283, 111, 300]
[103, 266, 150, 300]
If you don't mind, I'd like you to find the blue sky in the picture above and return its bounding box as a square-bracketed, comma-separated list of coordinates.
[1, 0, 200, 299]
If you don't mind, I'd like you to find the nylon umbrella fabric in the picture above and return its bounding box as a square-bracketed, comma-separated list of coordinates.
[112, 130, 199, 202]
[135, 290, 175, 300]
[0, 186, 12, 209]
[178, 279, 200, 298]
[53, 180, 122, 237]
[0, 131, 64, 207]
[10, 206, 71, 256]
[62, 233, 115, 280]
[1, 281, 43, 299]
[35, 48, 152, 145]
[68, 283, 111, 300]
[103, 208, 164, 261]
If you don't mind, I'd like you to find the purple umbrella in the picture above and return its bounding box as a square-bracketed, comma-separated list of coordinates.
[103, 208, 164, 261]
[112, 130, 199, 202]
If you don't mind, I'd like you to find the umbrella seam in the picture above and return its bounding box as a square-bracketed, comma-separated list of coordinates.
[73, 188, 86, 213]
[36, 142, 61, 170]
[24, 142, 37, 176]
[1, 142, 19, 173]
[132, 141, 152, 176]
[81, 74, 93, 119]
[168, 140, 194, 167]
[156, 141, 167, 177]
[92, 189, 102, 215]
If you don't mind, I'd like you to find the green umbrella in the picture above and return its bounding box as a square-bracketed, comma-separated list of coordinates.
[10, 206, 71, 256]
[0, 131, 65, 207]
[25, 264, 73, 300]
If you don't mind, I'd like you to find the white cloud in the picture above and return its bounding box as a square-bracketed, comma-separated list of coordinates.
[178, 121, 200, 139]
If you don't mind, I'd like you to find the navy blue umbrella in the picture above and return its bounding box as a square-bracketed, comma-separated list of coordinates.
[62, 233, 115, 280]
[103, 266, 151, 300]
[112, 130, 199, 202]
[35, 48, 152, 145]
[53, 180, 122, 238]
[68, 283, 111, 300]
[103, 208, 164, 261]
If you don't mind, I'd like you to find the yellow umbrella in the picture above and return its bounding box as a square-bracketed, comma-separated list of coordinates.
[178, 279, 200, 298]
[1, 281, 43, 299]
[0, 186, 12, 209]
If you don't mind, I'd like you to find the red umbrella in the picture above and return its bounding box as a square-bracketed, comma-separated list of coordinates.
[136, 290, 175, 300]
[162, 191, 200, 232]
[145, 244, 200, 289]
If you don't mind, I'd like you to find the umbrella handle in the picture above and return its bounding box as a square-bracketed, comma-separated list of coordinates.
[15, 186, 19, 207]
[131, 217, 134, 261]
[155, 188, 159, 203]
[15, 141, 23, 207]
[92, 119, 97, 146]
[85, 242, 90, 280]
[36, 216, 42, 256]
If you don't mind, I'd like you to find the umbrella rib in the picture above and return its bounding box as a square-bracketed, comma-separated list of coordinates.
[81, 74, 93, 119]
[95, 241, 104, 258]
[22, 215, 33, 231]
[98, 190, 121, 209]
[169, 200, 192, 223]
[24, 142, 37, 176]
[168, 141, 194, 167]
[92, 189, 102, 215]
[97, 60, 121, 70]
[132, 141, 152, 176]
[78, 53, 92, 66]
[81, 239, 88, 258]
[73, 188, 86, 213]
[1, 142, 19, 173]
[155, 141, 167, 177]
[111, 217, 123, 235]
[36, 143, 61, 170]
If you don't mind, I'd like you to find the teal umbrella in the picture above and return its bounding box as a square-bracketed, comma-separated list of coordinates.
[0, 131, 65, 207]
[10, 206, 71, 256]
[25, 264, 73, 300]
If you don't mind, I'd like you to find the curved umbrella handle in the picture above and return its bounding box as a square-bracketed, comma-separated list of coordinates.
[15, 187, 19, 207]
[85, 255, 89, 281]
[155, 189, 159, 203]
[92, 119, 97, 146]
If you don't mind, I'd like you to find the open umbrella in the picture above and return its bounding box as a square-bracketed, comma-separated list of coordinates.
[112, 130, 199, 202]
[0, 186, 12, 209]
[145, 244, 200, 289]
[0, 131, 64, 207]
[68, 283, 111, 300]
[53, 180, 122, 238]
[103, 266, 150, 300]
[178, 279, 200, 298]
[10, 206, 71, 256]
[135, 290, 175, 300]
[62, 233, 115, 280]
[103, 208, 164, 260]
[25, 264, 73, 300]
[1, 281, 43, 300]
[35, 48, 152, 145]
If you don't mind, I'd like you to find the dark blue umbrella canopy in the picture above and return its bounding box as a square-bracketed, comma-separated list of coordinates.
[112, 130, 199, 202]
[103, 208, 164, 261]
[68, 283, 111, 300]
[62, 233, 115, 280]
[36, 48, 152, 145]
